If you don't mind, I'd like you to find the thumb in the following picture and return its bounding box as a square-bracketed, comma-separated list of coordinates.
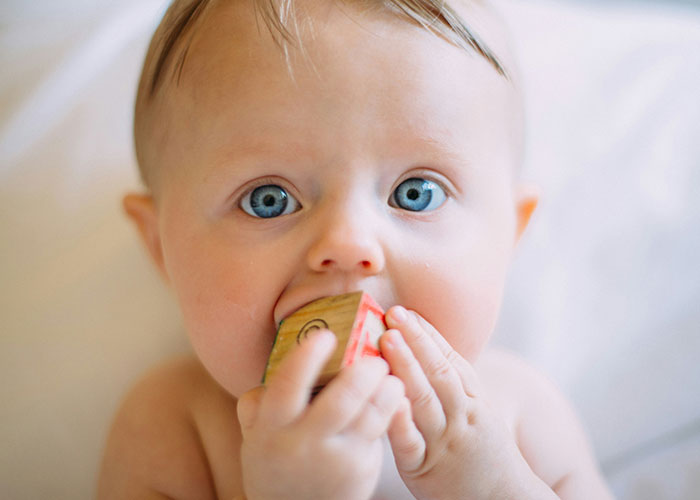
[237, 386, 265, 432]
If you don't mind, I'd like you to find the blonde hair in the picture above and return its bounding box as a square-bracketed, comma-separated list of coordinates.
[144, 0, 505, 96]
[135, 0, 507, 188]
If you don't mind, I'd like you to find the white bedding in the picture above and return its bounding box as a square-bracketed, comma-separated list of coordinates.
[1, 0, 699, 498]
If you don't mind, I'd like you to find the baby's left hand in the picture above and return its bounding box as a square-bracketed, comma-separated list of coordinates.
[381, 307, 558, 500]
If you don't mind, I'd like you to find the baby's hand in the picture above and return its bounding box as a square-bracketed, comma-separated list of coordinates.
[381, 307, 557, 500]
[237, 330, 404, 500]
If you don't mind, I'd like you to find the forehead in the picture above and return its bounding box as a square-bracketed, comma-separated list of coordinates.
[153, 0, 515, 105]
[146, 0, 508, 93]
[174, 2, 512, 120]
[141, 0, 521, 185]
[180, 0, 510, 73]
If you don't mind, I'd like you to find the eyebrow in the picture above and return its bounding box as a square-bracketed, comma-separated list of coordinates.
[208, 130, 470, 173]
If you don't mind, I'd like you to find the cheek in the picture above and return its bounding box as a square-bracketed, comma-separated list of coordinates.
[162, 227, 290, 396]
[393, 219, 512, 363]
[399, 262, 506, 363]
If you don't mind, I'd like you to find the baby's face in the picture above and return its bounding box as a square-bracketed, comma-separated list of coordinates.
[142, 1, 529, 397]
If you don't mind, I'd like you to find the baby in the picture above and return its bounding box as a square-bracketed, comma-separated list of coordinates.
[98, 0, 613, 498]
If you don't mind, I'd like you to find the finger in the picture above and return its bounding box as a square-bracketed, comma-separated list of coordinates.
[387, 397, 426, 473]
[258, 329, 337, 427]
[304, 356, 390, 435]
[385, 307, 466, 416]
[380, 328, 446, 442]
[345, 375, 404, 441]
[411, 312, 482, 398]
[237, 386, 265, 432]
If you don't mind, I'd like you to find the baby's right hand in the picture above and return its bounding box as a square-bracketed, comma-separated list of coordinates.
[237, 330, 404, 500]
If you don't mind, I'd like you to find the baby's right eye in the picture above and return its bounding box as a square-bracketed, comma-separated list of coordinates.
[240, 184, 301, 218]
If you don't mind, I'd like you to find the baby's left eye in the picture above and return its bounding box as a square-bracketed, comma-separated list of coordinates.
[390, 178, 446, 212]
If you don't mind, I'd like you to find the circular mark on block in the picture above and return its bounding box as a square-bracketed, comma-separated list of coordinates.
[297, 319, 329, 344]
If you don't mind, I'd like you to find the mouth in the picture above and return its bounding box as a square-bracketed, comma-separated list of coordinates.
[273, 282, 393, 326]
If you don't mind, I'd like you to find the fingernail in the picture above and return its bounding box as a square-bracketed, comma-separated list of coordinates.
[384, 329, 405, 350]
[390, 306, 408, 324]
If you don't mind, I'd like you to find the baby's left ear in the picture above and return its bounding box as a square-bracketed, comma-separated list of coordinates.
[513, 183, 539, 245]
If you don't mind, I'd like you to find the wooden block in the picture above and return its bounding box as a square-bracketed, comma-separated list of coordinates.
[263, 291, 386, 391]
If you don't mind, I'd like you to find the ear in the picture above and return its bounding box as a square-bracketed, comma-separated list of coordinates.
[123, 193, 169, 283]
[513, 183, 539, 246]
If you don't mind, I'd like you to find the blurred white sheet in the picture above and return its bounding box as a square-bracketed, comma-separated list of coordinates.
[1, 0, 699, 498]
[495, 0, 700, 476]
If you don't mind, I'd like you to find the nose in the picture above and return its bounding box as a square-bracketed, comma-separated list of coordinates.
[306, 207, 386, 275]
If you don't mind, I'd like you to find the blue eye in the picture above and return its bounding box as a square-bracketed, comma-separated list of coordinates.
[241, 184, 300, 218]
[391, 178, 446, 212]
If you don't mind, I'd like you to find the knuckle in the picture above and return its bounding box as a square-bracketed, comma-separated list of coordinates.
[471, 397, 488, 417]
[363, 402, 391, 435]
[450, 402, 474, 433]
[425, 357, 453, 380]
[336, 378, 368, 408]
[412, 311, 431, 330]
[375, 377, 404, 412]
[365, 397, 385, 419]
[368, 355, 391, 375]
[445, 349, 464, 366]
[403, 311, 424, 335]
[410, 311, 434, 335]
[396, 435, 425, 464]
[356, 356, 389, 379]
[270, 369, 298, 394]
[385, 374, 406, 397]
[453, 398, 480, 429]
[410, 386, 435, 410]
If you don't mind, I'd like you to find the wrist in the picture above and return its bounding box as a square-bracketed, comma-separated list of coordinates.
[487, 455, 559, 500]
[490, 472, 559, 500]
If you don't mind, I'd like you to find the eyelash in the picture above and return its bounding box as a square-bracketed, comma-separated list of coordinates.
[238, 179, 302, 219]
[388, 174, 449, 212]
[237, 172, 452, 219]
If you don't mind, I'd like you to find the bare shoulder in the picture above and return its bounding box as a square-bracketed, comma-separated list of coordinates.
[97, 356, 242, 500]
[477, 349, 613, 499]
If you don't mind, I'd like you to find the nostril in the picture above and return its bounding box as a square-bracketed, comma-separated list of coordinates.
[321, 259, 333, 267]
[361, 260, 371, 269]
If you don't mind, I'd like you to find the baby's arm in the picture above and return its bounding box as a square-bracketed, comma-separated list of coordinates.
[97, 358, 233, 500]
[487, 351, 614, 499]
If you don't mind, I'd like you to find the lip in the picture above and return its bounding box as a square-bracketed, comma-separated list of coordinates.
[273, 282, 392, 326]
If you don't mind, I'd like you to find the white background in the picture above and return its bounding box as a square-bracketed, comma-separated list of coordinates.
[2, 0, 699, 498]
